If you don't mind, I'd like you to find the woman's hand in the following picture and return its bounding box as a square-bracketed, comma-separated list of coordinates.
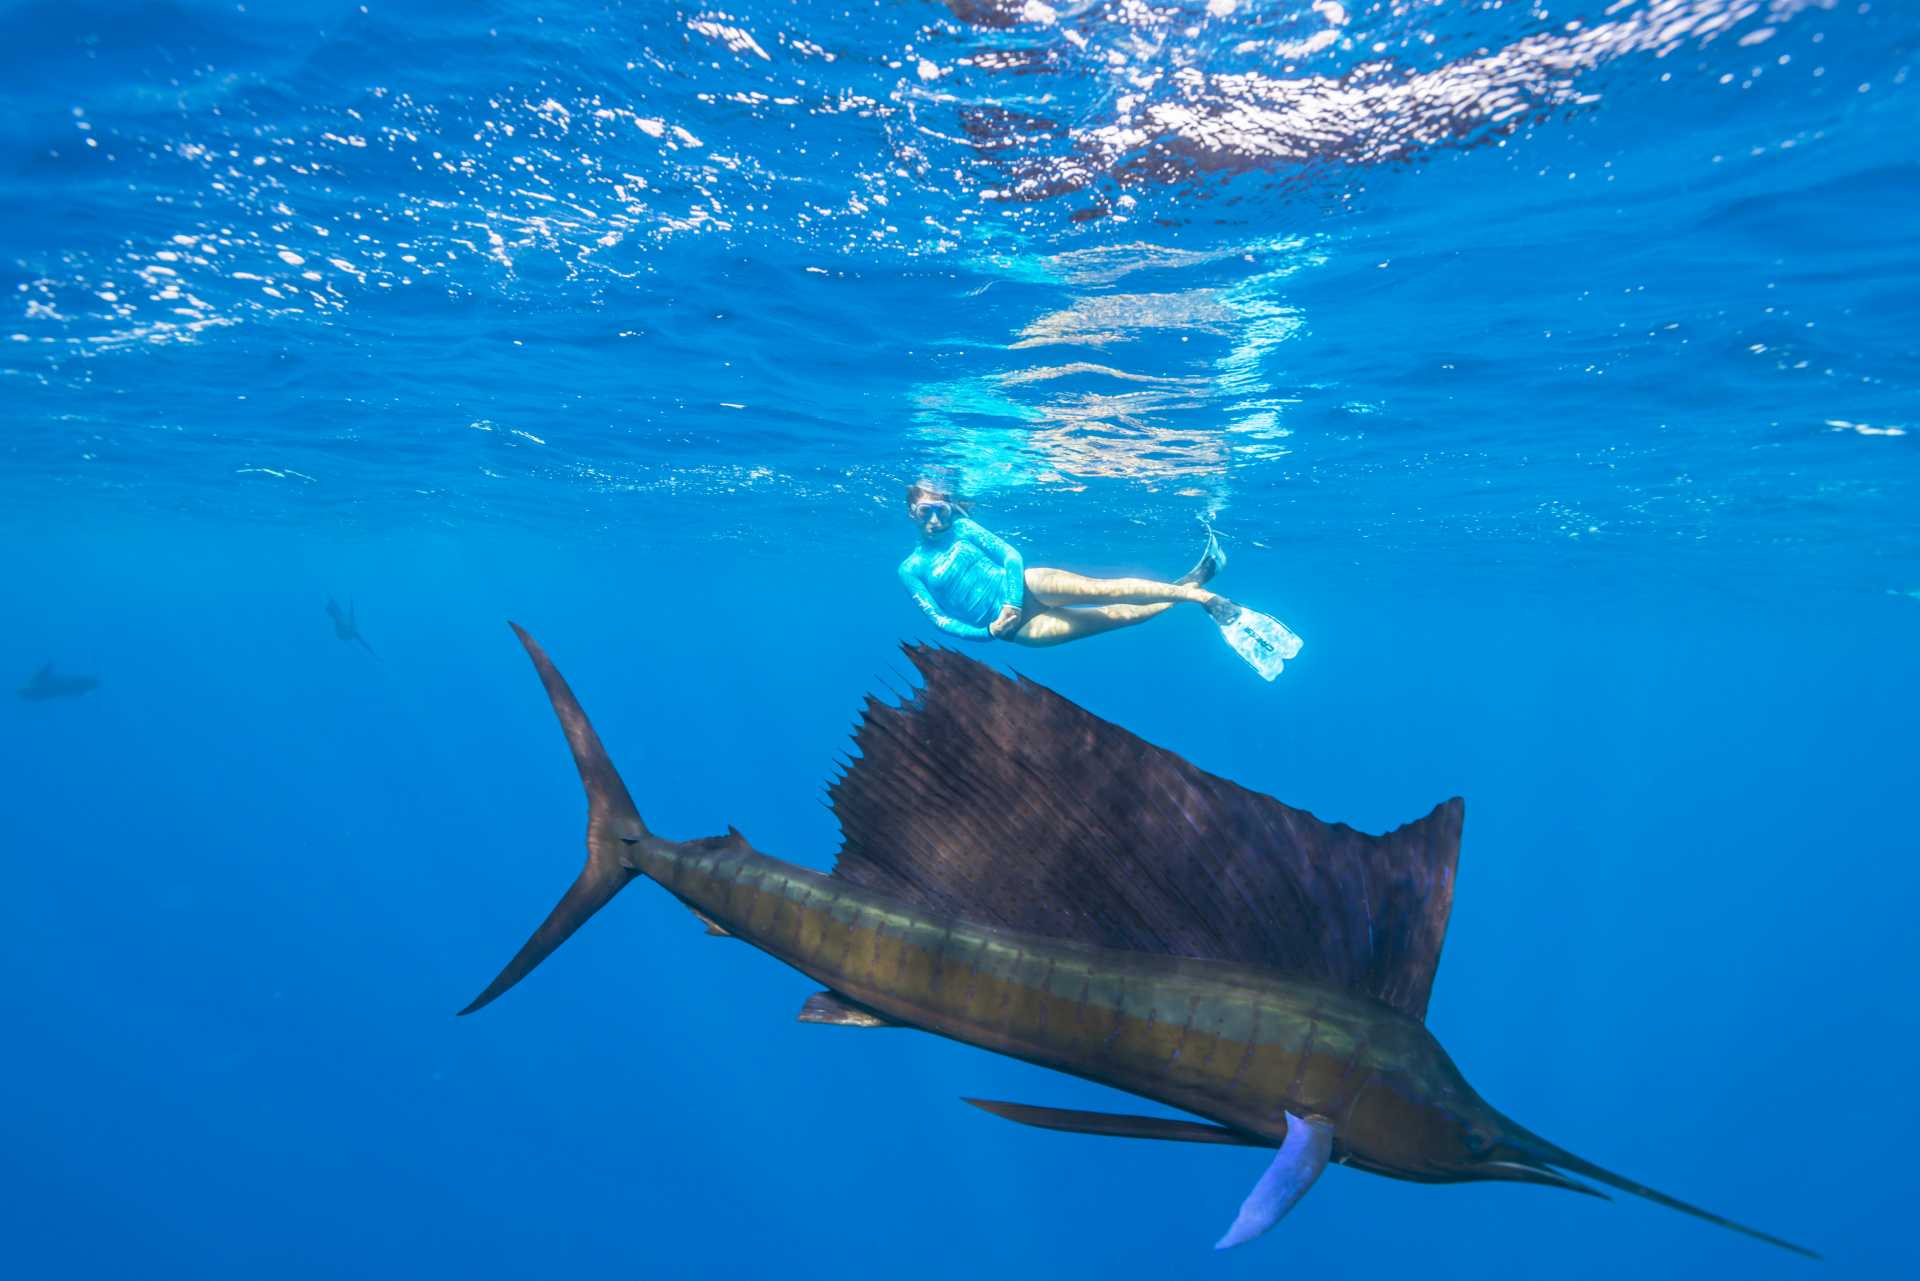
[988, 604, 1022, 638]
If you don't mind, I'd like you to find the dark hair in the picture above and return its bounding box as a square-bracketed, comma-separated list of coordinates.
[905, 480, 967, 513]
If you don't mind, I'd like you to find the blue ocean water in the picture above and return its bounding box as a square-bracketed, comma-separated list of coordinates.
[3, 0, 1917, 1276]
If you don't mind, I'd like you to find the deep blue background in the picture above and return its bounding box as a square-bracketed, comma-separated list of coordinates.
[3, 2, 1917, 1278]
[6, 521, 1915, 1278]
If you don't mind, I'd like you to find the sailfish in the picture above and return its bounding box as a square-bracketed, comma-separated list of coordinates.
[462, 628, 1814, 1258]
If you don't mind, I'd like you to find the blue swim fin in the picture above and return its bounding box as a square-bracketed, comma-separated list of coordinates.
[1178, 524, 1226, 587]
[1215, 604, 1302, 681]
[1214, 1112, 1332, 1249]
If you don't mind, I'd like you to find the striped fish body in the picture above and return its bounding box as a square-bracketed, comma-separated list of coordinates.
[461, 628, 1817, 1258]
[645, 831, 1487, 1175]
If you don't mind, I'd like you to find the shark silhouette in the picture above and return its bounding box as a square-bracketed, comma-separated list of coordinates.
[461, 629, 1815, 1259]
[325, 596, 376, 656]
[17, 662, 98, 701]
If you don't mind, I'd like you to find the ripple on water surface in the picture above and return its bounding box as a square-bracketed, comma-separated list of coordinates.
[0, 1, 1912, 585]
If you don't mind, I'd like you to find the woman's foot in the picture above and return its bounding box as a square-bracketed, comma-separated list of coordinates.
[1177, 528, 1226, 588]
[1205, 595, 1240, 626]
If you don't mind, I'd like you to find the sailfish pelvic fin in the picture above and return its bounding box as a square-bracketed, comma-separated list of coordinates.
[962, 1098, 1273, 1147]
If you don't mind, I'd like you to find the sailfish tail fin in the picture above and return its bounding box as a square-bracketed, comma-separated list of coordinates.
[1514, 1134, 1819, 1260]
[457, 624, 648, 1016]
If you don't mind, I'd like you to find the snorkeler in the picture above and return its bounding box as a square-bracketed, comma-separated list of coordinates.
[896, 482, 1301, 679]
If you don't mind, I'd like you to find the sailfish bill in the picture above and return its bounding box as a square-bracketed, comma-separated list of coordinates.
[461, 627, 1817, 1260]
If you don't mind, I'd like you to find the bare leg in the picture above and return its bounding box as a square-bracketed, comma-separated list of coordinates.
[1009, 603, 1175, 647]
[1025, 566, 1219, 610]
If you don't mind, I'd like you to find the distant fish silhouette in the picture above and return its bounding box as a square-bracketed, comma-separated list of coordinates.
[326, 596, 377, 656]
[18, 662, 98, 701]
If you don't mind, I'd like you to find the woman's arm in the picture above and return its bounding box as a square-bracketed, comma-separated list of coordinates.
[955, 518, 1026, 611]
[898, 562, 991, 641]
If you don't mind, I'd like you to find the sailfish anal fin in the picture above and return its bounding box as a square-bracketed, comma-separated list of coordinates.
[962, 1097, 1273, 1147]
[1215, 1113, 1333, 1251]
[690, 908, 732, 937]
[796, 990, 898, 1027]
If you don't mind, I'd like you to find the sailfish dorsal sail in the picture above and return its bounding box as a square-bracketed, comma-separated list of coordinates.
[827, 646, 1463, 1022]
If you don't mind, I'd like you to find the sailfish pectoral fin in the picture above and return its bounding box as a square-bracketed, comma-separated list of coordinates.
[1214, 1113, 1333, 1251]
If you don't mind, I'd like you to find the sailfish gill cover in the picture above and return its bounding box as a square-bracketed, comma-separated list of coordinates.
[1, 3, 1914, 1281]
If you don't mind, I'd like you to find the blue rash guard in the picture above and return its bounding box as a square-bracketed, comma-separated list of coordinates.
[898, 516, 1027, 642]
